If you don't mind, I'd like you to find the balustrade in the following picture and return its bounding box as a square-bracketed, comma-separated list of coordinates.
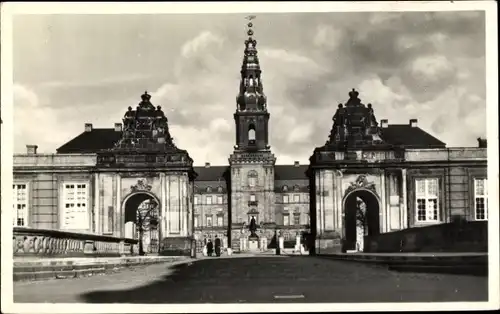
[13, 227, 138, 258]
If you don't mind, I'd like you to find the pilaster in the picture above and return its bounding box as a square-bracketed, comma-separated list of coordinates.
[401, 168, 408, 229]
[116, 174, 121, 237]
[380, 172, 386, 233]
[160, 173, 167, 237]
[94, 173, 100, 234]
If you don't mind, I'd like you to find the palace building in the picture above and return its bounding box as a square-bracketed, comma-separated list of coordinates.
[12, 21, 488, 255]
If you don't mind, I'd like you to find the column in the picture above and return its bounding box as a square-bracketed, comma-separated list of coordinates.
[401, 169, 408, 229]
[93, 173, 100, 234]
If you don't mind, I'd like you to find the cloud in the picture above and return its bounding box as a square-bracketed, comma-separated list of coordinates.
[180, 31, 225, 59]
[12, 12, 486, 166]
[13, 84, 73, 153]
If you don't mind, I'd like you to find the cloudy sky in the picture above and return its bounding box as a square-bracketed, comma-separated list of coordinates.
[12, 11, 486, 165]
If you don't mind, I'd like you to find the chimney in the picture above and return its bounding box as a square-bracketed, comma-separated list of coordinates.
[26, 144, 38, 155]
[84, 123, 93, 132]
[380, 119, 389, 128]
[114, 123, 122, 132]
[409, 119, 418, 128]
[477, 137, 487, 148]
[205, 162, 210, 168]
[294, 161, 300, 167]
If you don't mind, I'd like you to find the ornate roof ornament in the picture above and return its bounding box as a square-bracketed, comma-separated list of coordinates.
[325, 88, 388, 149]
[112, 91, 177, 151]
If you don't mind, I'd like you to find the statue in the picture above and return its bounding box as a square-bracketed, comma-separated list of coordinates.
[154, 106, 168, 129]
[332, 104, 345, 129]
[366, 103, 378, 127]
[123, 106, 135, 131]
[249, 216, 257, 237]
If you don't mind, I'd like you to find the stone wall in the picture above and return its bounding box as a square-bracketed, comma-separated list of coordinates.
[363, 221, 488, 253]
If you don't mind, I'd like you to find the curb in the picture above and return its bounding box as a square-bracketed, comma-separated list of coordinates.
[317, 253, 488, 276]
[13, 256, 190, 282]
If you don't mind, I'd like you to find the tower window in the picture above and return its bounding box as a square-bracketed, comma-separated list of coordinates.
[248, 125, 256, 142]
[248, 170, 258, 187]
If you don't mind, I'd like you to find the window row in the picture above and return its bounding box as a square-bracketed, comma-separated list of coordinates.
[194, 195, 224, 205]
[282, 213, 310, 226]
[13, 183, 90, 229]
[194, 215, 224, 228]
[199, 186, 224, 193]
[280, 194, 305, 203]
[414, 178, 488, 222]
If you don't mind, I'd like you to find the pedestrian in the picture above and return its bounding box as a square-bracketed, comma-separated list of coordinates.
[207, 239, 214, 257]
[214, 236, 221, 257]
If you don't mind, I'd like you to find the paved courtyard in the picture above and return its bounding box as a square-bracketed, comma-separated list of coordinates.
[14, 255, 488, 303]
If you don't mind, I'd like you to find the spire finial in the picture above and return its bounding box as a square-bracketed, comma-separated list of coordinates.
[245, 15, 256, 37]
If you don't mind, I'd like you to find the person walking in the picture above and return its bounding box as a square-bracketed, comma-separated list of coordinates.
[214, 236, 221, 257]
[207, 239, 214, 257]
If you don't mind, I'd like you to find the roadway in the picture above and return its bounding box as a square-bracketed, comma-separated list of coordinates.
[14, 255, 488, 303]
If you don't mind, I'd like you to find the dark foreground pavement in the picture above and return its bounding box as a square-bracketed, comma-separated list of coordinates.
[14, 255, 488, 303]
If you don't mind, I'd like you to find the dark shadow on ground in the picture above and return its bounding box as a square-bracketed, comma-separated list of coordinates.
[80, 257, 296, 304]
[79, 255, 488, 304]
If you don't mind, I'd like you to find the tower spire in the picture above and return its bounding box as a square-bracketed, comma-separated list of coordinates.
[236, 16, 267, 112]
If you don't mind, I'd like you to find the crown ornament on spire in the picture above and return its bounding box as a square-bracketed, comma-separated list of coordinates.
[348, 88, 359, 99]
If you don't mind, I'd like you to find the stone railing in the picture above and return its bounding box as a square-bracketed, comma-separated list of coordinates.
[13, 227, 138, 258]
[13, 154, 97, 168]
[405, 148, 487, 162]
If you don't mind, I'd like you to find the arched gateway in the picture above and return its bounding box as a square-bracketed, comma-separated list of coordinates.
[123, 192, 161, 255]
[95, 91, 196, 257]
[343, 188, 380, 252]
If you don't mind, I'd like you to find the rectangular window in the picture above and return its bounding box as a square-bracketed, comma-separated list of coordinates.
[293, 194, 300, 203]
[194, 216, 199, 228]
[283, 206, 289, 212]
[217, 215, 224, 227]
[283, 214, 290, 226]
[206, 195, 212, 205]
[206, 215, 213, 227]
[13, 184, 28, 227]
[250, 194, 256, 202]
[415, 178, 439, 222]
[62, 183, 89, 230]
[283, 195, 289, 203]
[194, 196, 199, 205]
[293, 214, 301, 225]
[217, 196, 223, 204]
[474, 178, 488, 220]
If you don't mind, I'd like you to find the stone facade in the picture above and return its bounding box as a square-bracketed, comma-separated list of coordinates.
[12, 22, 488, 257]
[308, 88, 488, 254]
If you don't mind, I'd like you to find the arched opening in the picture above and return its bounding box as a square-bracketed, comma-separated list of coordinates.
[343, 189, 380, 252]
[248, 124, 256, 143]
[123, 192, 161, 255]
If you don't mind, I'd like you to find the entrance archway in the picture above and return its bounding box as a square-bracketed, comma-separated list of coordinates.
[123, 192, 161, 255]
[343, 189, 380, 252]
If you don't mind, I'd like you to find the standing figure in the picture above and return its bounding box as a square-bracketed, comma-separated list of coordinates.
[207, 239, 214, 257]
[214, 236, 222, 257]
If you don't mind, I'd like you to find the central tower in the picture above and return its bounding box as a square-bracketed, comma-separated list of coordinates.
[229, 17, 276, 252]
